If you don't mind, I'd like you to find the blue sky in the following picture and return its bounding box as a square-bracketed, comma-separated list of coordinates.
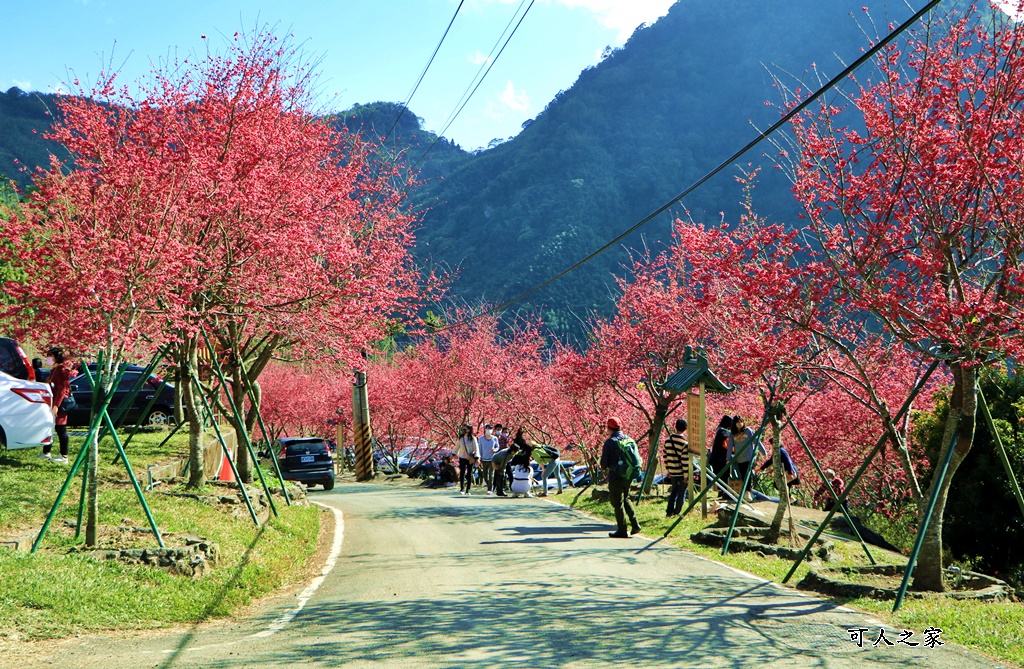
[1, 0, 676, 150]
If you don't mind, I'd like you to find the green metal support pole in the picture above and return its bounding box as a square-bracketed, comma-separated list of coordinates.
[662, 439, 757, 539]
[782, 360, 940, 584]
[32, 364, 127, 552]
[786, 415, 876, 565]
[193, 377, 260, 527]
[150, 418, 185, 453]
[88, 402, 167, 548]
[721, 417, 770, 555]
[80, 365, 166, 546]
[979, 389, 1024, 522]
[238, 364, 291, 506]
[893, 417, 961, 612]
[105, 348, 165, 441]
[635, 419, 672, 506]
[120, 379, 170, 449]
[75, 456, 88, 539]
[199, 329, 279, 517]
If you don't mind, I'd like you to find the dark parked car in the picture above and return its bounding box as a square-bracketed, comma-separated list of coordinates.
[67, 365, 176, 427]
[0, 338, 35, 381]
[274, 437, 335, 491]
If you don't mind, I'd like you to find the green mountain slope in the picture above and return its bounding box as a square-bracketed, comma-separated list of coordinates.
[411, 0, 927, 339]
[0, 87, 66, 188]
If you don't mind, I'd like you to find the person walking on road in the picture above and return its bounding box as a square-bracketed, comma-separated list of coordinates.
[478, 423, 500, 495]
[455, 424, 480, 496]
[662, 418, 688, 517]
[601, 417, 641, 538]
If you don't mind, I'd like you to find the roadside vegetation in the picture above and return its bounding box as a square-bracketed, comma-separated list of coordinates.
[567, 490, 1024, 667]
[0, 431, 321, 640]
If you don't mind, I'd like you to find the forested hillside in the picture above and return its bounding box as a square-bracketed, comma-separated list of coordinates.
[0, 87, 65, 187]
[412, 0, 930, 339]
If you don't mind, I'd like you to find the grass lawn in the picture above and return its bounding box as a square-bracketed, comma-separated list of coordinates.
[0, 429, 322, 640]
[566, 486, 1024, 668]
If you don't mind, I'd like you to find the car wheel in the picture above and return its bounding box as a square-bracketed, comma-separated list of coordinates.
[145, 407, 175, 426]
[323, 477, 335, 491]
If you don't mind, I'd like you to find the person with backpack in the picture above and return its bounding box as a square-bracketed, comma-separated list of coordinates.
[532, 443, 563, 497]
[709, 415, 733, 494]
[600, 416, 641, 538]
[662, 418, 689, 517]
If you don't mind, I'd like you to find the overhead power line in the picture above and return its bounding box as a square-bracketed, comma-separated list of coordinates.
[439, 0, 943, 333]
[381, 0, 466, 146]
[413, 0, 536, 169]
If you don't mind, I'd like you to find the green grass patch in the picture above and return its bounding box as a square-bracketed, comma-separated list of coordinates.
[567, 487, 1024, 667]
[0, 430, 322, 640]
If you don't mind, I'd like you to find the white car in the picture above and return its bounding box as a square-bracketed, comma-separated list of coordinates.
[0, 371, 54, 450]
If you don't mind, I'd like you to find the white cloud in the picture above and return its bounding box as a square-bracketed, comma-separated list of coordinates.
[994, 1, 1024, 22]
[499, 80, 529, 111]
[11, 79, 31, 90]
[557, 0, 676, 42]
[468, 50, 493, 66]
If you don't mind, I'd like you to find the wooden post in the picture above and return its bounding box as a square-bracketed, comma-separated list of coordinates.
[687, 382, 707, 518]
[699, 382, 707, 518]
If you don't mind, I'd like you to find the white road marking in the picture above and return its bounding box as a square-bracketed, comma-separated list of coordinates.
[145, 500, 345, 654]
[249, 501, 344, 638]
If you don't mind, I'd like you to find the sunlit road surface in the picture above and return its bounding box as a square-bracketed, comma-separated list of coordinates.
[3, 484, 1005, 668]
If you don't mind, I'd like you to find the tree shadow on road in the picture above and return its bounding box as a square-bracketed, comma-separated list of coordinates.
[191, 572, 949, 669]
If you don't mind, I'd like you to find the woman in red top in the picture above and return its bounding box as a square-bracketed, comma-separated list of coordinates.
[42, 346, 72, 463]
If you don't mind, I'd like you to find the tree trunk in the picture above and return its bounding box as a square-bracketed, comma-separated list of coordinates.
[183, 339, 206, 490]
[912, 362, 976, 592]
[85, 358, 114, 547]
[84, 414, 101, 547]
[764, 416, 793, 544]
[640, 395, 673, 495]
[246, 379, 263, 447]
[230, 371, 252, 483]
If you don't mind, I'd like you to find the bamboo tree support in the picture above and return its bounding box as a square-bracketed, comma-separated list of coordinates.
[32, 364, 128, 552]
[978, 389, 1024, 521]
[786, 416, 876, 565]
[721, 418, 770, 556]
[192, 376, 261, 527]
[199, 329, 279, 518]
[782, 360, 940, 584]
[238, 364, 291, 506]
[893, 417, 961, 612]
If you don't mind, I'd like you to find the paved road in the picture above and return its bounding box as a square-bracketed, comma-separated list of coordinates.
[7, 484, 1007, 668]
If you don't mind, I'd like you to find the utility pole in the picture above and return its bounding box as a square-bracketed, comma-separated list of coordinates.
[352, 367, 375, 481]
